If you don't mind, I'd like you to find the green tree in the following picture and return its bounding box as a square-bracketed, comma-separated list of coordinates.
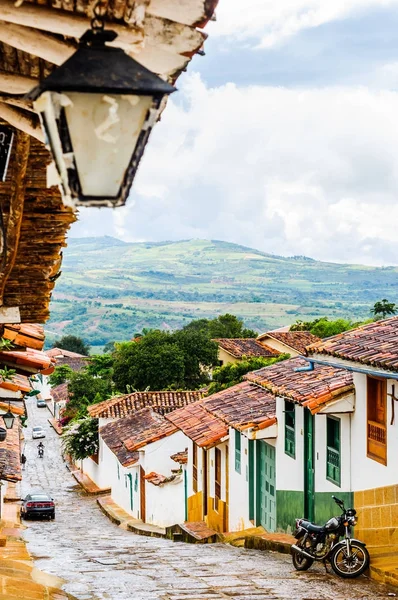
[371, 299, 397, 320]
[64, 370, 113, 420]
[112, 331, 185, 392]
[183, 313, 257, 339]
[52, 335, 90, 356]
[85, 354, 114, 379]
[173, 328, 218, 388]
[290, 317, 356, 338]
[48, 364, 73, 386]
[207, 354, 289, 395]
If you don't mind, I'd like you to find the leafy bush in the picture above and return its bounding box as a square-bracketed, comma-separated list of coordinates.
[62, 417, 99, 460]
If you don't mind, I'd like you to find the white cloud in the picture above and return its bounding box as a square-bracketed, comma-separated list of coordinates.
[74, 74, 398, 265]
[209, 0, 398, 47]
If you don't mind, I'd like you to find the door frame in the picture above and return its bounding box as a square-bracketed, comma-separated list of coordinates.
[303, 410, 315, 522]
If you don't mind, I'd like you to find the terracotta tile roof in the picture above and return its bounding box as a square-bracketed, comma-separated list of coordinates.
[144, 472, 168, 486]
[260, 331, 321, 354]
[0, 373, 31, 394]
[123, 409, 178, 452]
[204, 381, 277, 431]
[144, 470, 182, 486]
[0, 348, 54, 375]
[171, 450, 188, 465]
[100, 415, 140, 467]
[244, 357, 353, 414]
[0, 402, 24, 416]
[46, 348, 87, 359]
[51, 383, 69, 404]
[213, 338, 279, 358]
[88, 390, 204, 419]
[166, 402, 228, 448]
[1, 324, 45, 351]
[0, 422, 21, 482]
[306, 316, 398, 372]
[46, 348, 88, 372]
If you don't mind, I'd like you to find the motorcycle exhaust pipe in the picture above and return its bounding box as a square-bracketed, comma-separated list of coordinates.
[291, 544, 314, 561]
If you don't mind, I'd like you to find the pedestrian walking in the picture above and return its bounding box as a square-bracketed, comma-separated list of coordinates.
[21, 453, 27, 470]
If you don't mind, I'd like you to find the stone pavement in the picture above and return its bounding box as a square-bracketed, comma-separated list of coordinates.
[20, 399, 398, 600]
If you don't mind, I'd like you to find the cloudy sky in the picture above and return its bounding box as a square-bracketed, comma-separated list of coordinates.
[72, 1, 398, 265]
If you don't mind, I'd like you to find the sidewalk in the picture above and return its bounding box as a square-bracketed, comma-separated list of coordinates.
[0, 502, 75, 600]
[224, 526, 294, 554]
[97, 495, 166, 537]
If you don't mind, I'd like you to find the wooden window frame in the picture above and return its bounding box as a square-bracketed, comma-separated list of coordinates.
[192, 443, 198, 493]
[235, 429, 241, 473]
[367, 376, 387, 466]
[214, 447, 222, 512]
[326, 416, 341, 487]
[284, 400, 296, 459]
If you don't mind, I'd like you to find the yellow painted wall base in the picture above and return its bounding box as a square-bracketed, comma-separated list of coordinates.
[355, 484, 398, 587]
[187, 491, 203, 522]
[206, 497, 227, 533]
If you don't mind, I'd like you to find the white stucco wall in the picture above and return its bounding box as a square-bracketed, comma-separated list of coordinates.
[142, 431, 188, 528]
[228, 428, 252, 531]
[350, 372, 398, 491]
[111, 462, 140, 519]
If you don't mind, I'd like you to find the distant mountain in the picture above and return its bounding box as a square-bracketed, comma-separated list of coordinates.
[47, 237, 398, 349]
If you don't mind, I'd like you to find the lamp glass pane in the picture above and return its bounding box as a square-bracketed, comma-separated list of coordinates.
[64, 93, 153, 198]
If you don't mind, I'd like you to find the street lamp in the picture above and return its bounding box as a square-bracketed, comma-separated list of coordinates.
[28, 18, 175, 208]
[2, 405, 15, 430]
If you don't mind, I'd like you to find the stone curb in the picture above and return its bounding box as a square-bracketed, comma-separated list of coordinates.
[244, 535, 293, 555]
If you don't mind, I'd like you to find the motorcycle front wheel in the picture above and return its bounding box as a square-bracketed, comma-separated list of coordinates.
[330, 541, 370, 578]
[292, 549, 314, 571]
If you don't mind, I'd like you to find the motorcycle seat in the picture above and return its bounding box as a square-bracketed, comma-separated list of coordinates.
[300, 520, 325, 533]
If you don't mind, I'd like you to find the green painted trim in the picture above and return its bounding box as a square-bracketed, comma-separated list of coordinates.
[248, 439, 254, 521]
[314, 491, 353, 525]
[276, 490, 353, 532]
[127, 473, 133, 511]
[276, 490, 304, 533]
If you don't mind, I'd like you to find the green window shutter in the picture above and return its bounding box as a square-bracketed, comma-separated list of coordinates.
[248, 439, 254, 521]
[235, 430, 241, 473]
[284, 400, 295, 458]
[326, 416, 341, 486]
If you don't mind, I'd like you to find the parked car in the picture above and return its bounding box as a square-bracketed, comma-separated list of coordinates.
[32, 426, 46, 439]
[36, 399, 47, 408]
[21, 492, 55, 520]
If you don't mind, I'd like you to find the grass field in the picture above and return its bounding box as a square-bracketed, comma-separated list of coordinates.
[46, 237, 398, 350]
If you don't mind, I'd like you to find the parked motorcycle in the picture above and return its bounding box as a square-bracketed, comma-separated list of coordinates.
[291, 495, 369, 578]
[38, 446, 44, 458]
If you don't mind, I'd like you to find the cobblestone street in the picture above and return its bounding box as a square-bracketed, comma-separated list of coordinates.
[20, 401, 395, 600]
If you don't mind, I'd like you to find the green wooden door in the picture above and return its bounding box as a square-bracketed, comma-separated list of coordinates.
[304, 410, 315, 521]
[256, 441, 276, 532]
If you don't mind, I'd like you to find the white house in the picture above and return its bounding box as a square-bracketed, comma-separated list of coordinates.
[305, 315, 398, 574]
[257, 329, 320, 357]
[99, 408, 190, 528]
[81, 390, 203, 491]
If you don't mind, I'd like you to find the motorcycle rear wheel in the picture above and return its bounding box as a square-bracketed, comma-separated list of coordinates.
[330, 541, 370, 578]
[292, 549, 314, 571]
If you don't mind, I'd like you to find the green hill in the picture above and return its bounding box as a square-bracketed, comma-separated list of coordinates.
[47, 237, 398, 349]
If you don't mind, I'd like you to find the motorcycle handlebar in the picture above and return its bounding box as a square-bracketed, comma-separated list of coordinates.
[332, 495, 345, 508]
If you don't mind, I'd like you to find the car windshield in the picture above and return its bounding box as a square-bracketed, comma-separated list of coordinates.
[33, 427, 43, 432]
[30, 495, 50, 501]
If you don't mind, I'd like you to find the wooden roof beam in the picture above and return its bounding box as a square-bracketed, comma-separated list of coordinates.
[0, 131, 30, 310]
[0, 1, 206, 57]
[0, 71, 38, 95]
[0, 0, 144, 48]
[0, 21, 76, 66]
[0, 104, 43, 142]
